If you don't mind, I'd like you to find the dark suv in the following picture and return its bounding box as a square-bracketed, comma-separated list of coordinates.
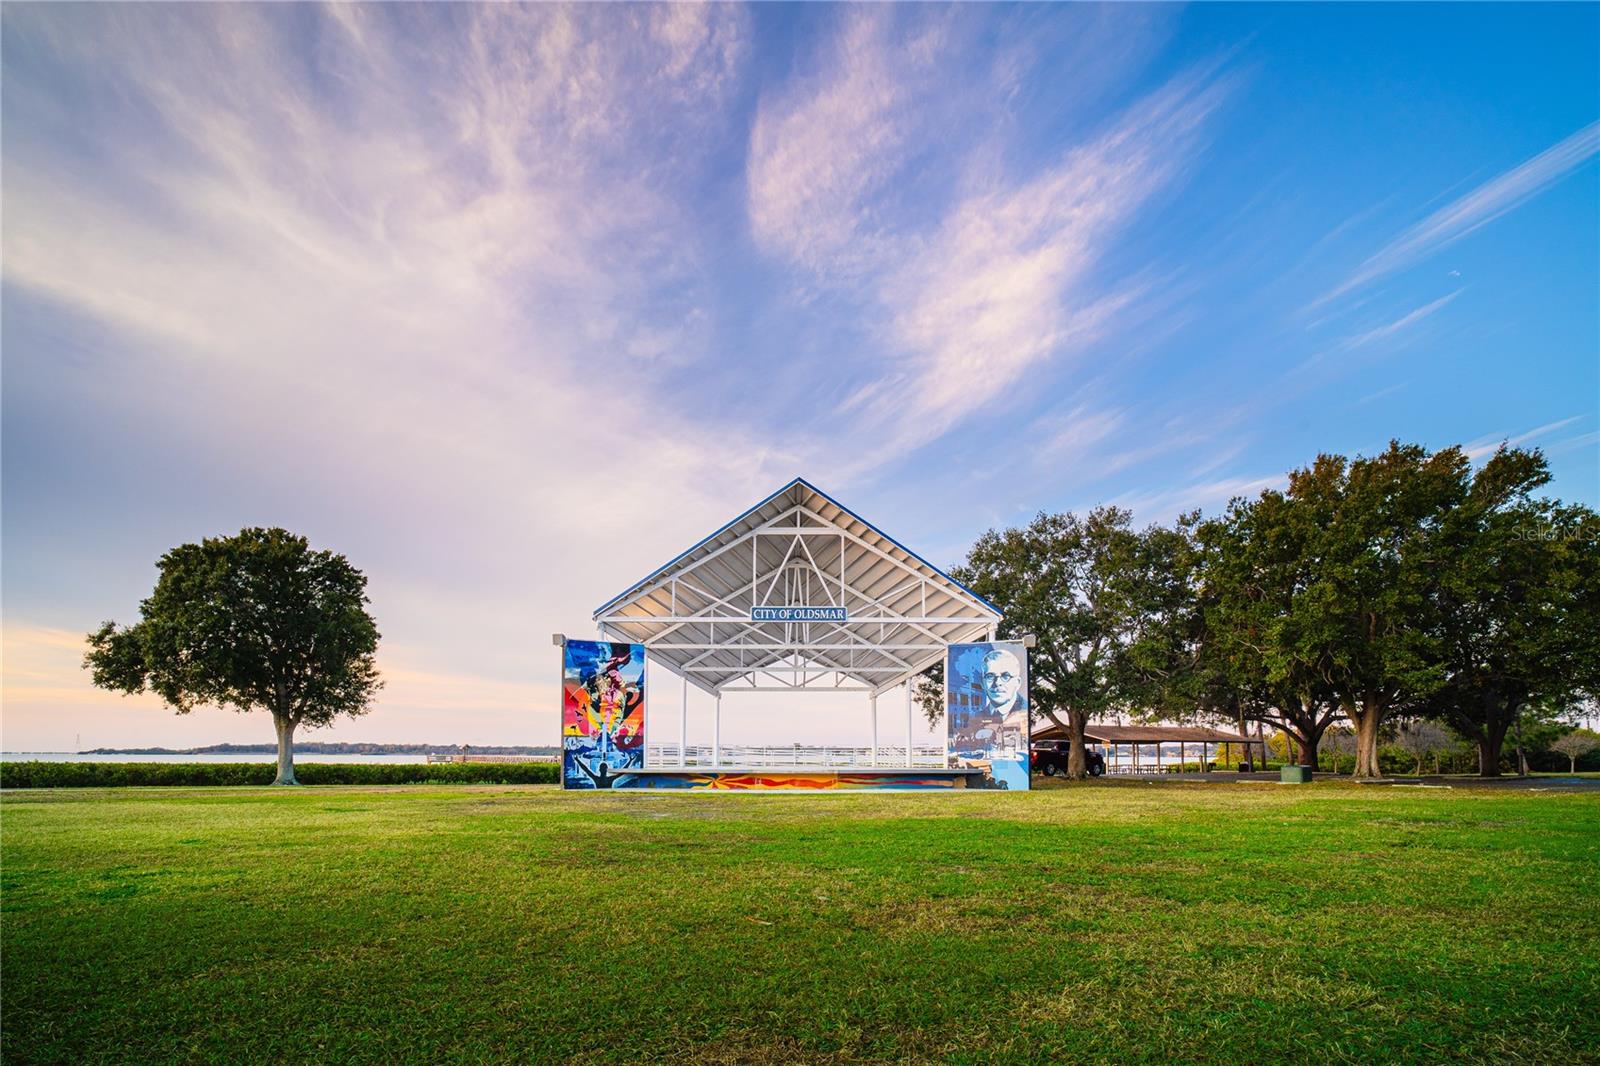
[1031, 740, 1106, 777]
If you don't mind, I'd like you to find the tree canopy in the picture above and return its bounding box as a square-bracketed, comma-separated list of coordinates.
[1191, 443, 1468, 776]
[85, 528, 382, 785]
[951, 506, 1165, 778]
[1417, 449, 1600, 775]
[959, 441, 1598, 780]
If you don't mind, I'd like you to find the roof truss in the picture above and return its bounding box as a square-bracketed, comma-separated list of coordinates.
[593, 479, 1000, 693]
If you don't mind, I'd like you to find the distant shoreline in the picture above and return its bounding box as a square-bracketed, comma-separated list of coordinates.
[5, 743, 558, 756]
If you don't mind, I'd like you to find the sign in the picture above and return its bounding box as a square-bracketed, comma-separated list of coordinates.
[750, 606, 848, 623]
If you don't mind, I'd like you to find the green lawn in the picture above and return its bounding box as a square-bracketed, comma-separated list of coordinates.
[3, 782, 1597, 1065]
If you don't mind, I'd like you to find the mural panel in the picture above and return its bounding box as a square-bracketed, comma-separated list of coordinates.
[561, 639, 646, 789]
[946, 641, 1031, 790]
[611, 771, 965, 790]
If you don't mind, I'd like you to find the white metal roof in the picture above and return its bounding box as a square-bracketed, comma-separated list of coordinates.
[593, 478, 1001, 695]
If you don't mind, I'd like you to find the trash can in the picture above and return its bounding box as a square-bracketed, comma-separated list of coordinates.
[1280, 765, 1313, 784]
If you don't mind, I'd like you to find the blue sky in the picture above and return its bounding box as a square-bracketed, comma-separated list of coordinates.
[3, 3, 1596, 750]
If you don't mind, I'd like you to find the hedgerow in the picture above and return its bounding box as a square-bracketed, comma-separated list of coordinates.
[0, 761, 559, 789]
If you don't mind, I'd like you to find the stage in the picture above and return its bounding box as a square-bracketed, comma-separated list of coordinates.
[563, 479, 1028, 793]
[603, 766, 992, 790]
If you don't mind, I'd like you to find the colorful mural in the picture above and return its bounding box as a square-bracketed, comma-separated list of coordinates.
[947, 641, 1031, 790]
[561, 639, 646, 789]
[611, 771, 969, 790]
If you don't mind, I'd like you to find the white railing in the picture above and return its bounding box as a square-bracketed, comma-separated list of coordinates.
[426, 753, 560, 764]
[645, 743, 948, 769]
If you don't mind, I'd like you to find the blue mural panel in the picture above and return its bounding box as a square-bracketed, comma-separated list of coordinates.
[946, 641, 1031, 790]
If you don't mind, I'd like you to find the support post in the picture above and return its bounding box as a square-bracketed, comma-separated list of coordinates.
[904, 681, 914, 767]
[713, 693, 722, 768]
[870, 693, 879, 768]
[680, 672, 688, 768]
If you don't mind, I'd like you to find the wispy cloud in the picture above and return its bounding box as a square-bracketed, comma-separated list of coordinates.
[1545, 431, 1600, 458]
[1356, 382, 1408, 406]
[746, 14, 1234, 468]
[1464, 415, 1585, 461]
[1317, 121, 1600, 306]
[1028, 405, 1128, 466]
[746, 8, 945, 277]
[1106, 473, 1284, 524]
[0, 4, 793, 748]
[1343, 290, 1461, 348]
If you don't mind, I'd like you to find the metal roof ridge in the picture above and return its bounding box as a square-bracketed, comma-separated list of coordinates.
[592, 476, 1002, 619]
[786, 477, 1002, 617]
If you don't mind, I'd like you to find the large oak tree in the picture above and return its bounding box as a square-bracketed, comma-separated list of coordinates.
[84, 528, 382, 785]
[952, 507, 1153, 779]
[1420, 449, 1600, 775]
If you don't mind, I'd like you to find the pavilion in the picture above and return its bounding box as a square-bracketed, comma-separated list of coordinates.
[584, 478, 1003, 785]
[1033, 720, 1267, 773]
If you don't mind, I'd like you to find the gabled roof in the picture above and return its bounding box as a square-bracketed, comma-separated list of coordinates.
[593, 478, 1001, 694]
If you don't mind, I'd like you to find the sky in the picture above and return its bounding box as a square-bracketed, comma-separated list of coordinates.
[3, 3, 1596, 753]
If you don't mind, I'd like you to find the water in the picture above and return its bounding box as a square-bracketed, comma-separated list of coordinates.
[0, 752, 430, 764]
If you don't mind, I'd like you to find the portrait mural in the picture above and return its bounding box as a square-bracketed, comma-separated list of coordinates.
[946, 640, 1031, 790]
[561, 639, 646, 789]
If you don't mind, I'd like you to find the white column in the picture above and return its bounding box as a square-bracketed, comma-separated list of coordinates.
[679, 672, 688, 767]
[941, 677, 950, 767]
[904, 681, 914, 767]
[713, 693, 722, 767]
[870, 693, 879, 767]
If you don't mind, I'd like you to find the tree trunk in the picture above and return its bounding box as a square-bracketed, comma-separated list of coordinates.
[1299, 720, 1328, 771]
[1289, 696, 1329, 771]
[1570, 754, 1578, 773]
[1040, 709, 1090, 780]
[1351, 697, 1385, 780]
[1065, 711, 1089, 780]
[273, 715, 299, 786]
[1476, 729, 1506, 778]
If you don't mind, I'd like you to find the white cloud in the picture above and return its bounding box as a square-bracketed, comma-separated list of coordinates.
[746, 15, 1232, 469]
[1317, 121, 1600, 306]
[0, 5, 795, 750]
[1030, 405, 1128, 465]
[1464, 416, 1585, 461]
[1343, 290, 1460, 349]
[1106, 473, 1284, 524]
[746, 8, 948, 277]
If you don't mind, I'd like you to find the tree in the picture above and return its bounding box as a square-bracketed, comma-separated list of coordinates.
[1419, 449, 1600, 776]
[1319, 725, 1357, 775]
[1551, 729, 1600, 774]
[84, 528, 382, 785]
[1392, 720, 1461, 776]
[1193, 494, 1344, 770]
[1204, 445, 1464, 778]
[952, 507, 1149, 779]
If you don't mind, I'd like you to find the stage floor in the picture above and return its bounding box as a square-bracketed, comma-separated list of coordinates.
[597, 766, 994, 791]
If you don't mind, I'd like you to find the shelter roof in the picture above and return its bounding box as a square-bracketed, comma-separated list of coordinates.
[593, 478, 1001, 694]
[1034, 722, 1258, 745]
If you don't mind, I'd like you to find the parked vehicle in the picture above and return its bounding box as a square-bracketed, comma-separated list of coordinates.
[1031, 739, 1106, 777]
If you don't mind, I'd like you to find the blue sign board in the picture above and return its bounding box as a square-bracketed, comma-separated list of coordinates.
[750, 606, 849, 623]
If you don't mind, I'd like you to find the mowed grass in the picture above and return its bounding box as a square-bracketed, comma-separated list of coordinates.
[3, 783, 1597, 1065]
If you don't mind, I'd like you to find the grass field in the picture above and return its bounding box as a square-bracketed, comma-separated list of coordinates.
[3, 782, 1597, 1064]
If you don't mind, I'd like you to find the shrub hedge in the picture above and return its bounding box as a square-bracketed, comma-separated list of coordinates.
[0, 761, 559, 789]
